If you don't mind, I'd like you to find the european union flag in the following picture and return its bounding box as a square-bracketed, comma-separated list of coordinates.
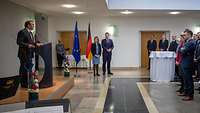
[72, 21, 81, 64]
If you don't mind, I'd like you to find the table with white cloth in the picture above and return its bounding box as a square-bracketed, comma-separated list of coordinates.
[149, 51, 176, 82]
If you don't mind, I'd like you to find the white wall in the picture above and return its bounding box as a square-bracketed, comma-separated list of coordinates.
[1, 0, 200, 73]
[35, 13, 48, 42]
[0, 0, 35, 77]
[107, 0, 200, 10]
[48, 15, 200, 68]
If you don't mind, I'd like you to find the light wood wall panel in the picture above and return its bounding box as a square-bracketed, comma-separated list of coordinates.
[141, 31, 165, 68]
[59, 31, 87, 55]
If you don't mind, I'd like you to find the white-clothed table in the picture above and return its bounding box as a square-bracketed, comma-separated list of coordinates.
[150, 51, 176, 82]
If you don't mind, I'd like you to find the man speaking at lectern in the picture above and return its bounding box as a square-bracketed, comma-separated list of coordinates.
[17, 20, 41, 87]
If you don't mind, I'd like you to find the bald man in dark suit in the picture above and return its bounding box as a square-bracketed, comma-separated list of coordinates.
[159, 34, 169, 51]
[147, 36, 157, 69]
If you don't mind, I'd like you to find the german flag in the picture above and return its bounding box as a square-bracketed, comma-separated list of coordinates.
[86, 23, 92, 61]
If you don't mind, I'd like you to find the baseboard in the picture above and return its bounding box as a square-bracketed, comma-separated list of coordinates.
[111, 67, 140, 70]
[53, 67, 141, 70]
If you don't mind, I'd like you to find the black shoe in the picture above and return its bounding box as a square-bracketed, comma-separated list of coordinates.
[176, 89, 182, 93]
[97, 74, 100, 76]
[176, 89, 180, 92]
[108, 72, 113, 75]
[182, 96, 193, 101]
[177, 92, 186, 96]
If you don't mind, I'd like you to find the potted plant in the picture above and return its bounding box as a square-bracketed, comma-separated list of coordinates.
[64, 56, 70, 77]
[28, 71, 39, 101]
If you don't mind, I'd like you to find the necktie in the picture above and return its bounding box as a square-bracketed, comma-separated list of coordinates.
[30, 32, 34, 42]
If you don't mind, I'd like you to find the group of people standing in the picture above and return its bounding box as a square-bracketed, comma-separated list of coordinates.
[55, 32, 114, 77]
[147, 34, 179, 53]
[176, 29, 200, 101]
[17, 20, 114, 88]
[91, 32, 114, 77]
[147, 29, 200, 101]
[147, 34, 178, 69]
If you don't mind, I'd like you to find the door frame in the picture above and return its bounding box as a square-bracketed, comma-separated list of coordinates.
[139, 30, 171, 68]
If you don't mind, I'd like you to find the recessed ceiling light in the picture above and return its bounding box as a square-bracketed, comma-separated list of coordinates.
[61, 4, 76, 8]
[169, 11, 181, 15]
[120, 10, 134, 15]
[72, 11, 86, 15]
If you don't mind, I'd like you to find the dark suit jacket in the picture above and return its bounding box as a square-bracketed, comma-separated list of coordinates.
[147, 40, 157, 52]
[17, 28, 36, 61]
[101, 39, 114, 55]
[159, 39, 169, 51]
[168, 40, 178, 52]
[195, 39, 200, 62]
[91, 43, 101, 56]
[180, 38, 196, 68]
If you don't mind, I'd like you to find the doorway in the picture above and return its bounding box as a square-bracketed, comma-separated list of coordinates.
[141, 31, 170, 68]
[59, 31, 87, 55]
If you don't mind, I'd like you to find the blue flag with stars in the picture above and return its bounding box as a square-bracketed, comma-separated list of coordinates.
[72, 21, 81, 64]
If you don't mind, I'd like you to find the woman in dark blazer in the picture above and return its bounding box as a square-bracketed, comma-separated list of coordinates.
[91, 36, 101, 77]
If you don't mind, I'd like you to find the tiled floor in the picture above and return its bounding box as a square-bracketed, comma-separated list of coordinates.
[62, 70, 104, 113]
[62, 69, 149, 113]
[1, 69, 200, 113]
[141, 82, 200, 113]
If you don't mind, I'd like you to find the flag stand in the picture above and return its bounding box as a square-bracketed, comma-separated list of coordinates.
[74, 63, 80, 77]
[88, 60, 93, 74]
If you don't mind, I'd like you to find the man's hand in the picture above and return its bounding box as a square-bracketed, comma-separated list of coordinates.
[107, 48, 112, 52]
[28, 44, 35, 48]
[36, 43, 43, 47]
[95, 55, 100, 57]
[194, 59, 197, 62]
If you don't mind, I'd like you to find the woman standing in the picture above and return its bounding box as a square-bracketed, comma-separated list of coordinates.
[91, 36, 101, 77]
[176, 35, 185, 95]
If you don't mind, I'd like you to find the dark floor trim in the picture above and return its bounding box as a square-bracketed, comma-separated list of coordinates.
[103, 78, 149, 113]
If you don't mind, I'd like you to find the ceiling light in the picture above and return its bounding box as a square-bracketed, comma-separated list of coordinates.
[169, 11, 181, 15]
[120, 10, 134, 15]
[72, 11, 86, 15]
[61, 4, 76, 8]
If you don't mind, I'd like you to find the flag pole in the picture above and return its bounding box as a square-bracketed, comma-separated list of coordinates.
[89, 60, 91, 70]
[88, 59, 93, 74]
[75, 63, 80, 77]
[75, 63, 77, 77]
[76, 63, 77, 77]
[76, 63, 77, 74]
